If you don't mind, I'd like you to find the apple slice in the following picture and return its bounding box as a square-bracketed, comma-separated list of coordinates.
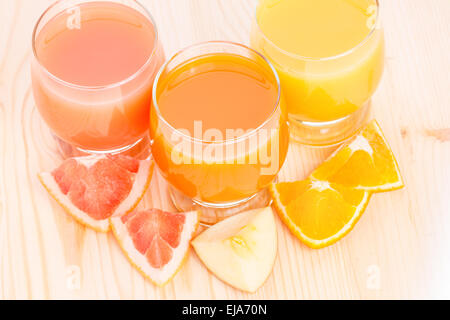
[192, 207, 277, 293]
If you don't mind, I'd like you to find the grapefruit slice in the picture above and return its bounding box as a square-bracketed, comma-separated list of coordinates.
[192, 207, 277, 293]
[312, 120, 404, 192]
[38, 155, 154, 232]
[111, 209, 199, 286]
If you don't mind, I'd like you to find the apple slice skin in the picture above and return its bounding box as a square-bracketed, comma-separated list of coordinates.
[192, 207, 277, 293]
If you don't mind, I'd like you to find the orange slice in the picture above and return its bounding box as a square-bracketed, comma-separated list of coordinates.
[111, 209, 199, 286]
[312, 120, 404, 192]
[38, 155, 154, 232]
[270, 179, 371, 249]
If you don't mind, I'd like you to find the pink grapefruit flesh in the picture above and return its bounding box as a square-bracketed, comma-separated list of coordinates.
[111, 209, 199, 286]
[39, 155, 154, 232]
[121, 210, 185, 268]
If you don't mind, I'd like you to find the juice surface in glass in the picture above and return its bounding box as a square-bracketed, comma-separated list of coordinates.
[151, 51, 289, 205]
[252, 0, 384, 123]
[32, 1, 165, 152]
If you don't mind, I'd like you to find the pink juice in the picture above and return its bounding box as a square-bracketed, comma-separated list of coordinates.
[32, 1, 165, 151]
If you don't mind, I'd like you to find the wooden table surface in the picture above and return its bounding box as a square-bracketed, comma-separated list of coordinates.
[0, 0, 449, 300]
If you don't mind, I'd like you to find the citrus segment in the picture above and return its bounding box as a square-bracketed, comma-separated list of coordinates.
[192, 207, 277, 293]
[38, 155, 154, 232]
[270, 180, 371, 249]
[312, 120, 404, 192]
[111, 209, 199, 286]
[107, 154, 140, 173]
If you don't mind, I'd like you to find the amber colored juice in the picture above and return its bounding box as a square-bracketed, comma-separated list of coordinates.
[32, 1, 165, 151]
[150, 53, 289, 204]
[252, 0, 384, 122]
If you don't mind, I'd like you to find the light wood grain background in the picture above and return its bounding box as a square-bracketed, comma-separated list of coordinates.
[0, 0, 449, 299]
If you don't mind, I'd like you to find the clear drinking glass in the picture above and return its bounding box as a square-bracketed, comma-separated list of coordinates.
[31, 0, 165, 158]
[150, 42, 289, 224]
[251, 0, 384, 146]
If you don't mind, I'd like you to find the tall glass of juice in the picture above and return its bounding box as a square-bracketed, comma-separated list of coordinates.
[150, 42, 289, 224]
[31, 0, 165, 157]
[251, 0, 384, 146]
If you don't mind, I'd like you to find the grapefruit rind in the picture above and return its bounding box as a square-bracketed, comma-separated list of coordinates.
[38, 158, 154, 233]
[270, 183, 371, 249]
[39, 172, 110, 232]
[192, 207, 277, 293]
[111, 210, 200, 286]
[111, 160, 154, 218]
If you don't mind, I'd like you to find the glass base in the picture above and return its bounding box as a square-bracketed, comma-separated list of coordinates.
[169, 185, 272, 225]
[289, 101, 372, 147]
[53, 135, 151, 160]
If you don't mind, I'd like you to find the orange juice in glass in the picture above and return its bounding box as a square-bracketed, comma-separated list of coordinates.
[150, 42, 289, 222]
[251, 0, 384, 146]
[31, 0, 165, 157]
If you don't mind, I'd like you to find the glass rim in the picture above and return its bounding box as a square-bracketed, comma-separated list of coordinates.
[31, 0, 160, 91]
[254, 0, 381, 62]
[151, 40, 282, 145]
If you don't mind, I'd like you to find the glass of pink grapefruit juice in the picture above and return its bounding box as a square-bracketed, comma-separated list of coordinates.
[31, 0, 165, 157]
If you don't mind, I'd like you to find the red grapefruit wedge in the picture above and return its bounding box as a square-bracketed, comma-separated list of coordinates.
[111, 209, 199, 286]
[38, 155, 154, 232]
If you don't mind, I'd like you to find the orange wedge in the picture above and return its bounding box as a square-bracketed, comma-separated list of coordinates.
[270, 120, 403, 248]
[312, 120, 404, 192]
[270, 179, 371, 249]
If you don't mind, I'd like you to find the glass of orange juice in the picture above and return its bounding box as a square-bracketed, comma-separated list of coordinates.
[31, 0, 165, 158]
[150, 42, 289, 223]
[251, 0, 384, 146]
